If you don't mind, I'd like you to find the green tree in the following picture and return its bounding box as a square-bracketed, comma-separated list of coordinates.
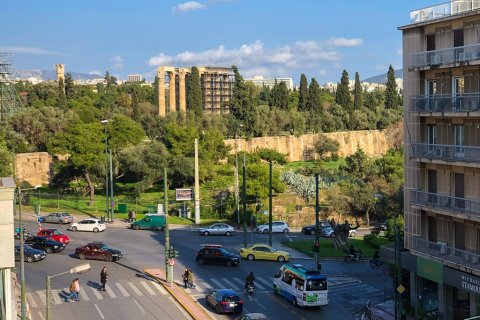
[307, 78, 321, 111]
[106, 114, 146, 152]
[105, 71, 117, 87]
[186, 66, 203, 116]
[153, 76, 159, 108]
[314, 134, 340, 161]
[385, 65, 399, 109]
[96, 82, 105, 94]
[353, 72, 363, 110]
[64, 73, 75, 99]
[230, 65, 255, 134]
[298, 74, 309, 111]
[57, 78, 67, 109]
[335, 70, 351, 108]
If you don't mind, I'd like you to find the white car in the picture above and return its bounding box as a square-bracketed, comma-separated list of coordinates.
[255, 221, 289, 234]
[69, 219, 106, 233]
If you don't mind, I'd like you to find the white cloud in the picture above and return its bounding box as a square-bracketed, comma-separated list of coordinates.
[89, 70, 102, 75]
[110, 56, 124, 69]
[318, 69, 327, 76]
[173, 1, 206, 13]
[328, 37, 363, 47]
[0, 46, 59, 55]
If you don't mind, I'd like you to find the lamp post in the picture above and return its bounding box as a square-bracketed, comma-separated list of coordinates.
[242, 153, 247, 248]
[234, 123, 243, 225]
[17, 185, 41, 320]
[46, 263, 91, 320]
[101, 119, 109, 222]
[315, 173, 320, 271]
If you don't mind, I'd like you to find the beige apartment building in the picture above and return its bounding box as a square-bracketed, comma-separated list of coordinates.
[382, 1, 480, 319]
[156, 66, 233, 116]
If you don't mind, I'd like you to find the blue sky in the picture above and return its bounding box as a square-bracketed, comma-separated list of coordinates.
[0, 0, 441, 84]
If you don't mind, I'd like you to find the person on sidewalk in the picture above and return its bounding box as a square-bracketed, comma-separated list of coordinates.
[65, 278, 80, 302]
[182, 268, 189, 289]
[99, 267, 108, 292]
[128, 210, 133, 223]
[187, 269, 195, 288]
[131, 210, 136, 222]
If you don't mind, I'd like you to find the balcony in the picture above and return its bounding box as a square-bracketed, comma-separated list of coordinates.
[411, 93, 480, 113]
[410, 43, 480, 69]
[412, 236, 480, 270]
[411, 143, 480, 163]
[411, 189, 480, 217]
[410, 0, 480, 23]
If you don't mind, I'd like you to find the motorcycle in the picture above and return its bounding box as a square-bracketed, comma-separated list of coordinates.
[244, 283, 255, 295]
[369, 258, 384, 268]
[344, 252, 366, 263]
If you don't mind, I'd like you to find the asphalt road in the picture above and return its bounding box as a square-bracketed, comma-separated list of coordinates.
[17, 219, 394, 320]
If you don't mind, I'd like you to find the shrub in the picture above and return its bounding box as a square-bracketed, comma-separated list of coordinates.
[255, 148, 288, 165]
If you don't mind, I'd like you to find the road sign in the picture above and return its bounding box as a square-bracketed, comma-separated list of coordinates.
[169, 259, 175, 266]
[397, 285, 405, 294]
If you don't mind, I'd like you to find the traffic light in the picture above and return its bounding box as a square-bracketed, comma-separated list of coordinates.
[167, 248, 179, 258]
[312, 240, 320, 253]
[173, 249, 179, 258]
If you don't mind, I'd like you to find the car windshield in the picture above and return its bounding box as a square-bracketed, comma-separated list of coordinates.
[53, 230, 63, 235]
[24, 245, 33, 250]
[306, 279, 327, 291]
[218, 248, 231, 255]
[224, 295, 241, 302]
[101, 245, 110, 251]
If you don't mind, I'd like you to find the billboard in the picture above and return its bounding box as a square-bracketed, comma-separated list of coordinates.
[176, 188, 193, 201]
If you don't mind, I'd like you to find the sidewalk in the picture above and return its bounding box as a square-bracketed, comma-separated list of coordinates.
[144, 268, 213, 320]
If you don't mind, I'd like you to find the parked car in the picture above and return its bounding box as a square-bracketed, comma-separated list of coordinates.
[40, 212, 73, 224]
[69, 218, 106, 232]
[375, 220, 388, 231]
[320, 226, 335, 237]
[255, 221, 289, 234]
[37, 229, 70, 244]
[206, 289, 243, 314]
[25, 236, 65, 253]
[239, 244, 289, 262]
[196, 244, 240, 267]
[131, 215, 165, 231]
[198, 223, 236, 236]
[15, 244, 47, 263]
[235, 313, 269, 320]
[301, 221, 332, 235]
[75, 242, 123, 262]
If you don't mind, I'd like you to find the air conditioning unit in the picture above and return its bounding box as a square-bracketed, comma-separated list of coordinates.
[438, 241, 448, 254]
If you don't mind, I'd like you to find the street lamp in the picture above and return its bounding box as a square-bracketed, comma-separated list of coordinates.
[101, 119, 110, 223]
[17, 185, 41, 320]
[46, 263, 91, 320]
[234, 123, 244, 225]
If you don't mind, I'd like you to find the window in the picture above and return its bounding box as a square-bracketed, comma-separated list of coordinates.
[427, 125, 437, 153]
[454, 125, 465, 156]
[306, 279, 327, 291]
[427, 34, 435, 51]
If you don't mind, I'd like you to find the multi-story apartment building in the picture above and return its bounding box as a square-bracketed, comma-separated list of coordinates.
[244, 75, 294, 90]
[382, 1, 480, 319]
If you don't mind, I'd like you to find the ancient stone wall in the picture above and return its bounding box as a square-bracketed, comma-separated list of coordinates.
[224, 123, 403, 161]
[15, 152, 52, 187]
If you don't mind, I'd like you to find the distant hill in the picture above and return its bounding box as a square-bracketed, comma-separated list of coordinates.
[12, 69, 102, 80]
[362, 69, 403, 84]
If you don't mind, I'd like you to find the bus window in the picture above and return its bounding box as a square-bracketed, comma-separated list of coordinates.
[282, 270, 293, 285]
[306, 279, 327, 291]
[296, 278, 305, 291]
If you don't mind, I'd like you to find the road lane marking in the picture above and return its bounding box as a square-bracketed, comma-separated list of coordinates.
[105, 285, 117, 298]
[256, 277, 271, 289]
[151, 281, 167, 295]
[199, 279, 213, 290]
[168, 296, 191, 320]
[128, 282, 143, 296]
[36, 290, 46, 305]
[210, 279, 224, 289]
[134, 299, 146, 314]
[94, 304, 105, 319]
[222, 278, 240, 290]
[51, 290, 62, 304]
[115, 283, 130, 297]
[232, 278, 245, 288]
[27, 293, 37, 308]
[78, 288, 90, 301]
[249, 278, 266, 290]
[90, 287, 103, 300]
[37, 311, 45, 320]
[140, 281, 156, 295]
[257, 302, 268, 310]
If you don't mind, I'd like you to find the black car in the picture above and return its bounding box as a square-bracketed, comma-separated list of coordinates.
[15, 244, 47, 263]
[206, 289, 243, 314]
[196, 245, 240, 267]
[374, 221, 388, 231]
[301, 221, 331, 235]
[25, 236, 65, 253]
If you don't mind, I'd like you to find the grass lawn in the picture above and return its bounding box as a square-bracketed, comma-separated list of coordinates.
[283, 237, 393, 258]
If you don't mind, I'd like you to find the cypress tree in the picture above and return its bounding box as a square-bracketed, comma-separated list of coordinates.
[307, 78, 321, 111]
[385, 65, 399, 109]
[335, 70, 351, 108]
[230, 65, 255, 133]
[186, 66, 203, 116]
[57, 78, 67, 109]
[153, 76, 159, 108]
[353, 72, 363, 110]
[298, 74, 309, 111]
[64, 73, 75, 99]
[277, 81, 289, 110]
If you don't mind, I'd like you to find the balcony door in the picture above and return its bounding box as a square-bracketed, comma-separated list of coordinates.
[428, 216, 437, 243]
[454, 125, 465, 157]
[455, 222, 465, 251]
[455, 173, 465, 209]
[453, 77, 465, 110]
[427, 125, 437, 154]
[426, 80, 437, 111]
[428, 170, 437, 205]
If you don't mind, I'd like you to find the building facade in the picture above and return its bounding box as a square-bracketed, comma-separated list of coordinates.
[127, 74, 142, 83]
[156, 66, 233, 116]
[391, 1, 480, 319]
[244, 75, 294, 90]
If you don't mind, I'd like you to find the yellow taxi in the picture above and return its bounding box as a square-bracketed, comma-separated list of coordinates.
[239, 244, 290, 262]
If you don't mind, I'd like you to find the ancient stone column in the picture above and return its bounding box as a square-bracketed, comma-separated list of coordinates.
[157, 68, 166, 116]
[178, 68, 187, 112]
[169, 71, 176, 112]
[55, 64, 65, 82]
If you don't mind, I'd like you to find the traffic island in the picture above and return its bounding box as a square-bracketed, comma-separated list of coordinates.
[144, 268, 213, 320]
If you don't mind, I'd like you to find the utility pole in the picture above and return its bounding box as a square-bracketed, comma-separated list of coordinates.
[268, 161, 273, 246]
[109, 149, 114, 222]
[234, 131, 240, 224]
[315, 174, 320, 271]
[242, 153, 247, 248]
[102, 121, 109, 222]
[164, 168, 171, 284]
[395, 219, 402, 320]
[18, 189, 26, 320]
[194, 138, 200, 224]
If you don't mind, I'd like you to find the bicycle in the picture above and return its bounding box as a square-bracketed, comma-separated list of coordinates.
[352, 299, 371, 320]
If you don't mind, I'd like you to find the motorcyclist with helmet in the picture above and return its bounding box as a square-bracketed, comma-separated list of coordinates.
[244, 272, 255, 292]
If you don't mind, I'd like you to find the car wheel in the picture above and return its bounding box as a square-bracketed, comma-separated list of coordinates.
[274, 285, 279, 294]
[71, 226, 77, 232]
[46, 248, 52, 253]
[283, 228, 289, 234]
[197, 259, 204, 265]
[226, 260, 233, 267]
[79, 254, 85, 260]
[133, 225, 140, 230]
[277, 256, 286, 262]
[155, 226, 163, 231]
[350, 231, 356, 237]
[247, 254, 255, 261]
[57, 219, 62, 224]
[203, 231, 209, 236]
[225, 231, 231, 236]
[93, 227, 99, 233]
[310, 230, 315, 235]
[262, 229, 268, 234]
[104, 255, 112, 262]
[26, 256, 33, 263]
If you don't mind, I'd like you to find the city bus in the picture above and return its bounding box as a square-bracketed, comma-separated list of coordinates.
[273, 263, 328, 307]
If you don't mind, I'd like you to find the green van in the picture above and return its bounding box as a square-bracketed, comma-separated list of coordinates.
[131, 215, 166, 231]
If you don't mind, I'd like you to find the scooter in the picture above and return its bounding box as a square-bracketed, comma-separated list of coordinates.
[244, 283, 255, 295]
[344, 252, 366, 263]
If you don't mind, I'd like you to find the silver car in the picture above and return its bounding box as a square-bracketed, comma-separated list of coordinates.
[41, 212, 73, 224]
[198, 223, 236, 236]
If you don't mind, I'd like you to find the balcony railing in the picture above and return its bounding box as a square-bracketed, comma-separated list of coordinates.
[411, 93, 480, 112]
[410, 0, 480, 23]
[410, 43, 480, 68]
[411, 189, 480, 216]
[411, 143, 480, 163]
[412, 236, 480, 270]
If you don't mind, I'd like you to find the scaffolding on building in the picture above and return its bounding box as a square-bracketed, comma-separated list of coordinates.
[0, 53, 24, 122]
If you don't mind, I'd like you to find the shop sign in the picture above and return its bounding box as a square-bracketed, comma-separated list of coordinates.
[417, 256, 443, 283]
[444, 267, 480, 294]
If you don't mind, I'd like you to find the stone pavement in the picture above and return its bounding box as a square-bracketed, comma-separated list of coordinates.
[144, 268, 213, 320]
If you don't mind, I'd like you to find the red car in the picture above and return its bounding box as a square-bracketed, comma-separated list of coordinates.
[37, 228, 70, 244]
[75, 242, 123, 262]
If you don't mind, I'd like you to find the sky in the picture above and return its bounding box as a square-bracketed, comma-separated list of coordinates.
[0, 0, 441, 84]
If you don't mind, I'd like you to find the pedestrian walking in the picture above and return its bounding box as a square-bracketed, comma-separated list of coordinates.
[187, 269, 195, 289]
[182, 268, 189, 289]
[65, 278, 80, 302]
[131, 210, 136, 222]
[128, 210, 133, 223]
[99, 267, 108, 292]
